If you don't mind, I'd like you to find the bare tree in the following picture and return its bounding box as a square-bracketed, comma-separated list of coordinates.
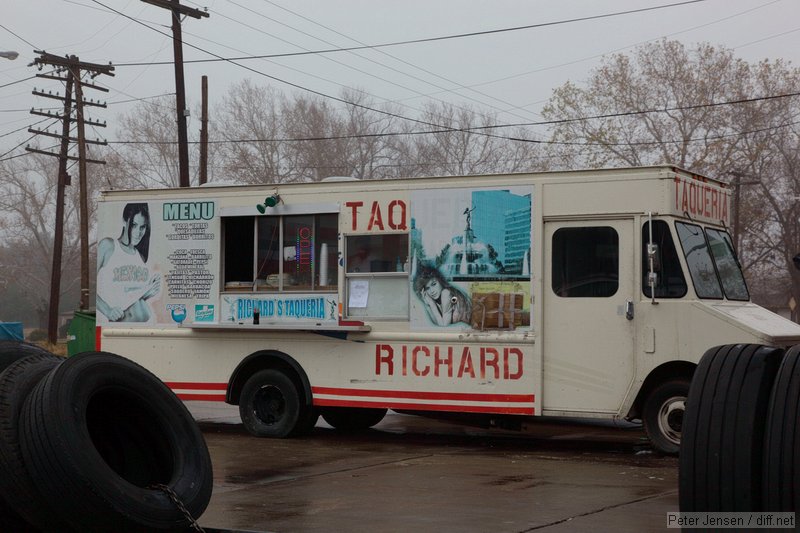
[541, 39, 800, 317]
[103, 96, 193, 189]
[404, 101, 544, 177]
[215, 80, 295, 184]
[0, 153, 85, 327]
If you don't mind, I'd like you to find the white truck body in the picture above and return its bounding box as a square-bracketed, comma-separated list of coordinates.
[95, 166, 800, 451]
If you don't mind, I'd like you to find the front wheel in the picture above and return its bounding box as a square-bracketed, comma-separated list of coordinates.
[239, 369, 304, 438]
[643, 379, 689, 455]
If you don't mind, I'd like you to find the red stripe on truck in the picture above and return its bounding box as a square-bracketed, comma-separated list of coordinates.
[312, 386, 535, 415]
[312, 386, 534, 403]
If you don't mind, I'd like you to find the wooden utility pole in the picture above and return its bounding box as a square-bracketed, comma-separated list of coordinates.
[729, 171, 760, 254]
[44, 70, 73, 345]
[28, 52, 114, 342]
[141, 0, 209, 188]
[199, 75, 208, 185]
[73, 70, 91, 311]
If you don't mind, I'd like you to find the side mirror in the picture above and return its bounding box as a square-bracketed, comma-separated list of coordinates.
[648, 244, 661, 272]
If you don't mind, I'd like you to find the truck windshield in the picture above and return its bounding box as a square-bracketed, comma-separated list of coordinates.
[675, 222, 748, 301]
[705, 228, 749, 301]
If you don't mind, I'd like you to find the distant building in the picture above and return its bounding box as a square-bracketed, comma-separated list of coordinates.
[470, 190, 531, 273]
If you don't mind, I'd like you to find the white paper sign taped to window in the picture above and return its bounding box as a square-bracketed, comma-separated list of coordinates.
[348, 279, 369, 308]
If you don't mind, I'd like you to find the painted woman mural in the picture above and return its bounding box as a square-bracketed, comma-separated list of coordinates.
[413, 263, 471, 326]
[96, 203, 161, 323]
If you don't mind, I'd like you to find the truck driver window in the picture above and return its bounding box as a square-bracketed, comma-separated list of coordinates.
[552, 227, 619, 298]
[675, 222, 723, 299]
[642, 221, 687, 298]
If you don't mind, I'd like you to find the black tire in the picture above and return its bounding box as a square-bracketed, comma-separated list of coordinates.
[239, 369, 306, 438]
[0, 352, 65, 532]
[321, 407, 388, 431]
[643, 379, 689, 455]
[763, 344, 800, 512]
[294, 408, 320, 437]
[19, 351, 213, 533]
[679, 344, 782, 512]
[0, 340, 51, 373]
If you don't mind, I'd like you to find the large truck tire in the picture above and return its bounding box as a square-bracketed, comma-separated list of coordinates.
[321, 407, 388, 431]
[239, 368, 309, 438]
[679, 344, 782, 512]
[19, 351, 213, 533]
[0, 352, 66, 532]
[0, 340, 51, 373]
[642, 379, 689, 455]
[763, 344, 800, 512]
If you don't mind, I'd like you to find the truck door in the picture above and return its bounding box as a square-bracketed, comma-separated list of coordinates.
[542, 219, 635, 414]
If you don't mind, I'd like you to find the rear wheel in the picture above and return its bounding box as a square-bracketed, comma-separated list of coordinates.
[239, 369, 310, 438]
[321, 407, 387, 431]
[643, 379, 689, 455]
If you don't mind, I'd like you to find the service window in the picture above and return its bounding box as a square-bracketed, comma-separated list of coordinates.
[642, 221, 687, 298]
[345, 234, 409, 318]
[223, 216, 255, 290]
[552, 227, 619, 297]
[223, 213, 338, 292]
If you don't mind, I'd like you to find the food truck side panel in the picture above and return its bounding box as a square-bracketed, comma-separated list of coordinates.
[96, 179, 541, 416]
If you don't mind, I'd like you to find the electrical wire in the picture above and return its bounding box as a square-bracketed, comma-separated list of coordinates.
[106, 90, 800, 145]
[0, 76, 36, 90]
[0, 23, 38, 50]
[113, 0, 710, 66]
[0, 117, 54, 140]
[89, 0, 522, 144]
[107, 118, 799, 148]
[206, 0, 539, 123]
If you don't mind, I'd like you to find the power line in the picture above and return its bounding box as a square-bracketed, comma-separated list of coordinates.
[211, 0, 538, 123]
[112, 0, 710, 66]
[108, 91, 176, 104]
[108, 118, 799, 148]
[398, 0, 783, 114]
[106, 90, 800, 145]
[0, 76, 37, 90]
[0, 133, 39, 160]
[0, 117, 55, 140]
[89, 0, 723, 147]
[0, 23, 38, 49]
[89, 0, 518, 144]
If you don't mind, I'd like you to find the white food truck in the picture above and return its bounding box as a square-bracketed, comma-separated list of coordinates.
[94, 165, 800, 454]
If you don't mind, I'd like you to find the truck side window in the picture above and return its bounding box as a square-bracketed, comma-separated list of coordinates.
[552, 227, 619, 298]
[346, 234, 408, 273]
[345, 234, 409, 318]
[642, 221, 687, 298]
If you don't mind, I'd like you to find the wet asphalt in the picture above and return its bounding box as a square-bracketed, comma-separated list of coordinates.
[189, 403, 678, 533]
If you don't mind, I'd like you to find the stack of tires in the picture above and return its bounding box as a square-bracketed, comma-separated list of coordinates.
[680, 343, 800, 513]
[0, 341, 213, 532]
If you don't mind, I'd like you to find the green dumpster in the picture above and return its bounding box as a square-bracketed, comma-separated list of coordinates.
[67, 310, 96, 356]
